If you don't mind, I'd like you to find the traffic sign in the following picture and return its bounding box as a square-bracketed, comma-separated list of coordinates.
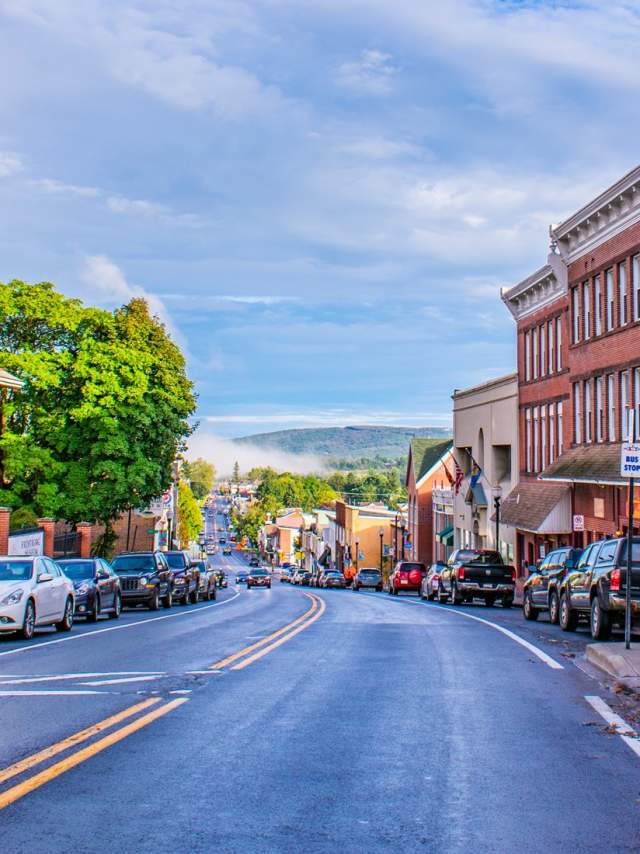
[620, 442, 640, 477]
[572, 514, 584, 532]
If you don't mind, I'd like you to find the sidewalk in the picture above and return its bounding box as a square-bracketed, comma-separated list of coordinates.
[586, 643, 640, 691]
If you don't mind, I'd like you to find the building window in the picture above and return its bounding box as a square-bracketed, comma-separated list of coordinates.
[594, 274, 602, 336]
[621, 371, 630, 440]
[608, 373, 616, 442]
[547, 319, 554, 374]
[557, 402, 563, 454]
[573, 383, 581, 444]
[533, 407, 539, 472]
[525, 408, 532, 473]
[532, 327, 538, 380]
[606, 268, 614, 331]
[633, 255, 640, 322]
[572, 287, 580, 343]
[595, 376, 604, 443]
[541, 405, 547, 468]
[540, 324, 546, 376]
[583, 281, 591, 340]
[635, 368, 640, 441]
[619, 262, 628, 326]
[549, 402, 556, 463]
[524, 331, 531, 381]
[584, 379, 593, 444]
[556, 316, 562, 370]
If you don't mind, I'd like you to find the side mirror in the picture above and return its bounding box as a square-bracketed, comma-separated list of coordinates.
[528, 564, 538, 574]
[37, 573, 53, 584]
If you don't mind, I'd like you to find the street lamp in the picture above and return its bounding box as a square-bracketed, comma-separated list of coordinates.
[400, 523, 406, 560]
[379, 527, 384, 574]
[492, 485, 503, 556]
[355, 539, 360, 572]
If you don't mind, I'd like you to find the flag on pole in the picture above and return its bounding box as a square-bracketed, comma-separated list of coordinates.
[470, 463, 482, 488]
[443, 464, 455, 488]
[453, 460, 464, 495]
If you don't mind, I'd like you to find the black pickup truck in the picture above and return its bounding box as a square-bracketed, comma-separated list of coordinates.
[438, 548, 516, 608]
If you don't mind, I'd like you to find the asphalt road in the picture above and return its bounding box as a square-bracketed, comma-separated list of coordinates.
[1, 514, 640, 851]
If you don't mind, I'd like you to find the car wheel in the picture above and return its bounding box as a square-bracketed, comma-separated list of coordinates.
[392, 586, 398, 596]
[450, 583, 462, 605]
[162, 589, 173, 609]
[484, 594, 495, 607]
[590, 596, 611, 640]
[189, 588, 199, 604]
[501, 596, 513, 609]
[109, 592, 122, 619]
[20, 600, 36, 640]
[55, 597, 74, 632]
[376, 585, 383, 592]
[559, 591, 577, 632]
[180, 592, 189, 605]
[149, 588, 160, 611]
[548, 590, 560, 625]
[419, 585, 427, 600]
[523, 591, 538, 620]
[210, 585, 217, 601]
[437, 584, 448, 604]
[87, 594, 100, 622]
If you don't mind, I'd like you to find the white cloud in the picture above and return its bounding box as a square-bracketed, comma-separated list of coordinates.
[106, 195, 168, 216]
[339, 136, 420, 160]
[32, 177, 100, 197]
[0, 150, 23, 177]
[336, 49, 397, 96]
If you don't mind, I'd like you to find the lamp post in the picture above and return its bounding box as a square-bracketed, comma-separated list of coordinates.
[379, 527, 384, 574]
[492, 485, 503, 557]
[400, 523, 406, 560]
[355, 539, 360, 572]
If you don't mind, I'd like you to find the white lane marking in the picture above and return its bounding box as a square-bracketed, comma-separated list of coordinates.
[0, 672, 164, 685]
[0, 588, 242, 660]
[80, 675, 161, 686]
[585, 695, 640, 759]
[0, 690, 105, 696]
[185, 670, 222, 675]
[359, 592, 563, 670]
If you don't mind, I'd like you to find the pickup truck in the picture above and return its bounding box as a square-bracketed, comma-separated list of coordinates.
[439, 549, 516, 608]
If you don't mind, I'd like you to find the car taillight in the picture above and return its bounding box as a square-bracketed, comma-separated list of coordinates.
[610, 569, 621, 592]
[458, 567, 465, 580]
[511, 568, 516, 581]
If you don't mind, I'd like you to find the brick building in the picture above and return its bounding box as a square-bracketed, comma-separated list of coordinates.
[501, 165, 640, 568]
[405, 439, 453, 564]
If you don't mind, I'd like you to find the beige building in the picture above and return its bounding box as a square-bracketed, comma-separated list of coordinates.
[452, 373, 519, 562]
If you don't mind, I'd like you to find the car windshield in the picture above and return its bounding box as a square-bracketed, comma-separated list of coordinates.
[399, 563, 425, 572]
[112, 555, 155, 573]
[360, 570, 380, 576]
[164, 553, 188, 569]
[251, 569, 268, 576]
[58, 560, 94, 581]
[0, 560, 34, 581]
[455, 550, 502, 565]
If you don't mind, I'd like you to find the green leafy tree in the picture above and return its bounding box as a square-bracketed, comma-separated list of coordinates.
[177, 480, 203, 545]
[183, 458, 215, 500]
[0, 280, 196, 550]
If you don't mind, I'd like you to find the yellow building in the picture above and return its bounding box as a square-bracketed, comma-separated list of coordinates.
[333, 501, 397, 580]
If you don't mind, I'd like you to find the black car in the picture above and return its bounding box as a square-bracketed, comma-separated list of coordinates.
[164, 550, 199, 605]
[249, 557, 260, 567]
[236, 568, 249, 584]
[522, 547, 583, 624]
[58, 558, 122, 621]
[439, 549, 515, 607]
[111, 551, 174, 610]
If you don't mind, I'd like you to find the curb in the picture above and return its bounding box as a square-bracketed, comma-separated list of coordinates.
[586, 643, 640, 692]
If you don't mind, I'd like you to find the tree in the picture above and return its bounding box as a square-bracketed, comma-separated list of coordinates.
[183, 458, 215, 500]
[177, 481, 202, 545]
[0, 281, 196, 550]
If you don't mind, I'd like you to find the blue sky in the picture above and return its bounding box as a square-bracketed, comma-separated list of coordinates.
[1, 0, 639, 444]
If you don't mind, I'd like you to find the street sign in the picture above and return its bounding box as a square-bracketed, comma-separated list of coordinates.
[572, 515, 584, 532]
[8, 528, 44, 556]
[621, 442, 640, 477]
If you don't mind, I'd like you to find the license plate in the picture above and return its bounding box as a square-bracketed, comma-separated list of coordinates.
[401, 580, 408, 585]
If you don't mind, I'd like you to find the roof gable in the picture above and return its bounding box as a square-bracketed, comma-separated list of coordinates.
[409, 439, 453, 486]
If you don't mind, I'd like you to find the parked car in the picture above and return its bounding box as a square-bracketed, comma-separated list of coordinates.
[420, 562, 448, 601]
[223, 547, 232, 556]
[320, 571, 346, 589]
[280, 568, 292, 583]
[387, 561, 427, 595]
[558, 536, 640, 639]
[0, 556, 75, 639]
[164, 551, 199, 605]
[293, 570, 311, 586]
[111, 551, 174, 610]
[522, 547, 583, 623]
[236, 568, 249, 584]
[439, 549, 515, 607]
[219, 538, 227, 544]
[247, 568, 272, 589]
[58, 557, 122, 620]
[249, 556, 260, 567]
[353, 568, 383, 591]
[190, 559, 217, 601]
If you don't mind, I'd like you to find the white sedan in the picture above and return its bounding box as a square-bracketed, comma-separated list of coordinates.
[0, 556, 75, 639]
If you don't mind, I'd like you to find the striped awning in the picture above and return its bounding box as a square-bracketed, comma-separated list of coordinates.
[436, 524, 454, 544]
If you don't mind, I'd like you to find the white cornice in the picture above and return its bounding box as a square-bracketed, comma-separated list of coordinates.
[500, 257, 566, 321]
[552, 165, 640, 264]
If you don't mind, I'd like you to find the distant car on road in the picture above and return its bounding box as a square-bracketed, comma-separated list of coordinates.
[111, 551, 174, 610]
[522, 547, 582, 624]
[0, 556, 75, 639]
[353, 568, 382, 591]
[236, 568, 249, 584]
[293, 570, 311, 586]
[247, 568, 271, 589]
[58, 557, 122, 620]
[320, 571, 346, 589]
[223, 546, 232, 556]
[279, 568, 292, 583]
[249, 556, 260, 567]
[387, 561, 427, 595]
[420, 562, 447, 601]
[439, 549, 515, 607]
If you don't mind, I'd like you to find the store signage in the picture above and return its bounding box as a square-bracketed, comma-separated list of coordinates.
[8, 528, 44, 556]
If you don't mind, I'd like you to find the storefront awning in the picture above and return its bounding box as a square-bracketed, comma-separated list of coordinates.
[436, 524, 454, 544]
[538, 444, 625, 486]
[498, 481, 571, 534]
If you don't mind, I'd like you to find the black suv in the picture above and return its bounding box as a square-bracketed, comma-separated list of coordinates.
[558, 536, 640, 639]
[164, 551, 199, 605]
[111, 551, 174, 610]
[522, 547, 583, 624]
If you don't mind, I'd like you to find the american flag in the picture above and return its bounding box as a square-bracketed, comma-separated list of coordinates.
[454, 460, 464, 495]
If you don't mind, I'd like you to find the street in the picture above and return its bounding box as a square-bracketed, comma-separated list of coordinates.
[1, 515, 640, 853]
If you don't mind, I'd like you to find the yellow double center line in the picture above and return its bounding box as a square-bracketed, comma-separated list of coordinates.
[0, 696, 188, 810]
[210, 592, 326, 671]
